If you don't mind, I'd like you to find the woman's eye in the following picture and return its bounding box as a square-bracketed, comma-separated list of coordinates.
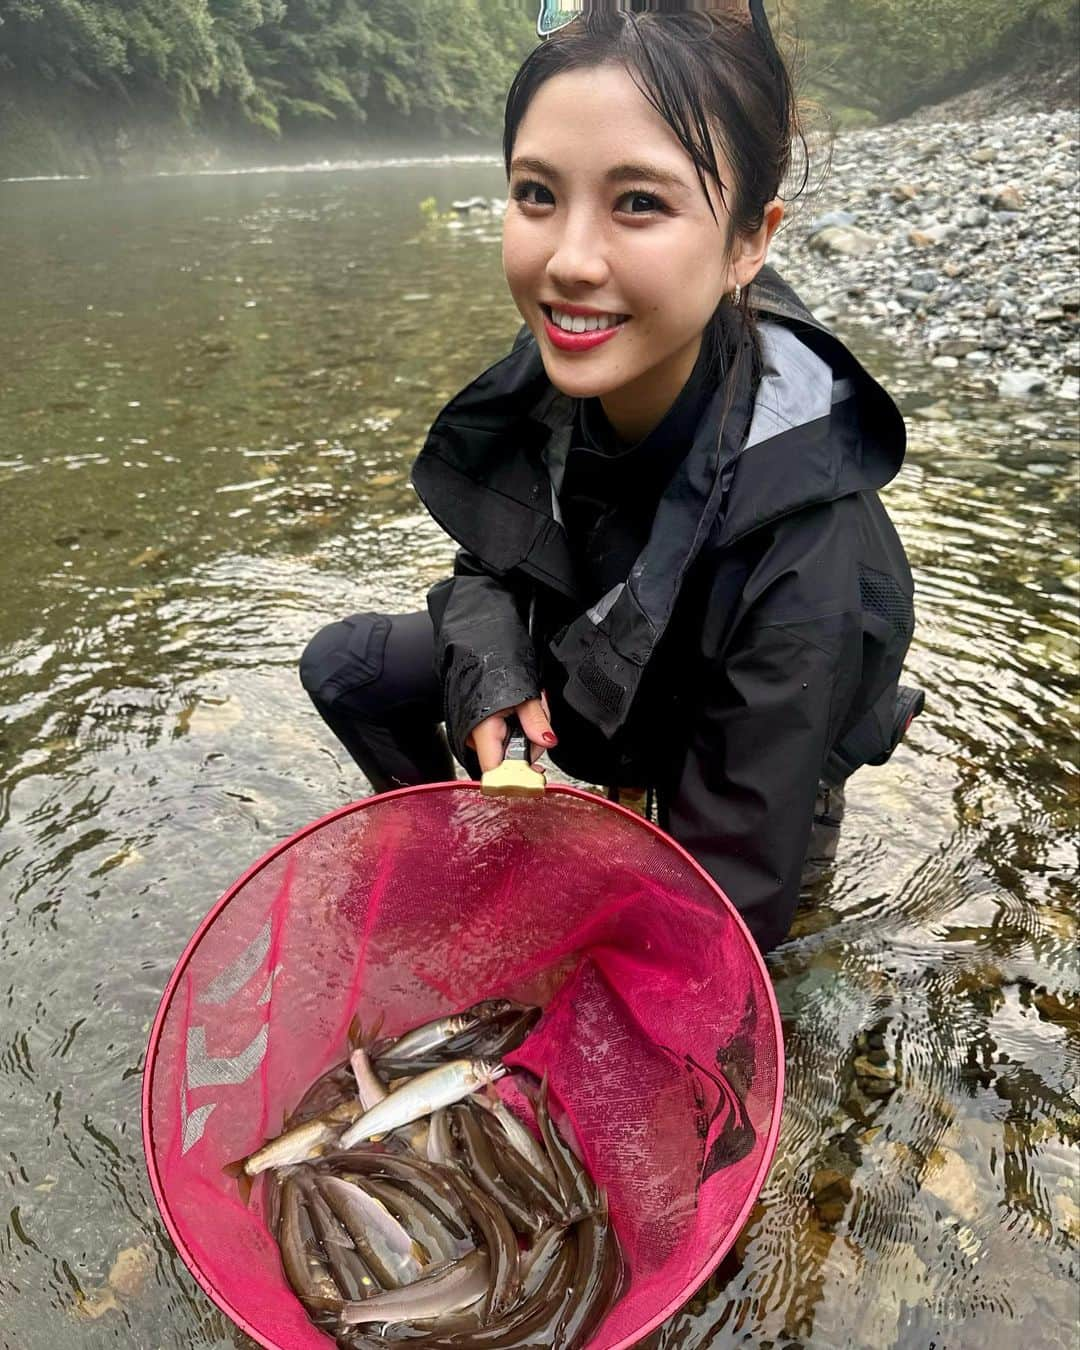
[511, 180, 554, 207]
[619, 191, 665, 215]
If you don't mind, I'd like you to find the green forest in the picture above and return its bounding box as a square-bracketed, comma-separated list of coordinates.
[0, 0, 1076, 175]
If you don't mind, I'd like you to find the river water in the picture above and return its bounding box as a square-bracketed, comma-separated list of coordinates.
[0, 159, 1076, 1349]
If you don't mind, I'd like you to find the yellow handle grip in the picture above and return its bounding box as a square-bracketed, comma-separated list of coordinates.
[481, 758, 546, 797]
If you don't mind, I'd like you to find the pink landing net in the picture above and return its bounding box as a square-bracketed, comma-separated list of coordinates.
[142, 783, 784, 1350]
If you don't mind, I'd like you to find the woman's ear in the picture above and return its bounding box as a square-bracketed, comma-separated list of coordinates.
[732, 199, 785, 289]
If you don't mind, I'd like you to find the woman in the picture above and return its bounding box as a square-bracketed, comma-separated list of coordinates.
[300, 6, 920, 953]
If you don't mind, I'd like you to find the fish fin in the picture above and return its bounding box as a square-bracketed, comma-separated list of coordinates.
[348, 1010, 386, 1051]
[222, 1159, 253, 1207]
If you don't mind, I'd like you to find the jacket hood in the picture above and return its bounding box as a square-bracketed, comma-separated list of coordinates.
[412, 266, 907, 736]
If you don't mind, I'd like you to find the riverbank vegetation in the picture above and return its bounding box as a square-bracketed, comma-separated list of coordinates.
[792, 0, 1079, 124]
[0, 0, 1076, 176]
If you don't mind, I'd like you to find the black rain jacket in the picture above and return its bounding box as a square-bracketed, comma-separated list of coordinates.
[411, 267, 917, 951]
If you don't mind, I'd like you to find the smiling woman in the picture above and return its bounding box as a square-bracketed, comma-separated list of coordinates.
[300, 6, 921, 957]
[503, 62, 776, 440]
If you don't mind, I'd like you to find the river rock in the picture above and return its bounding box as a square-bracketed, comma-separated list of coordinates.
[808, 209, 858, 236]
[450, 196, 490, 215]
[988, 183, 1025, 211]
[922, 1145, 984, 1224]
[108, 1244, 154, 1299]
[997, 369, 1050, 398]
[547, 104, 1080, 387]
[909, 223, 957, 247]
[808, 225, 880, 257]
[810, 1167, 854, 1224]
[961, 206, 991, 227]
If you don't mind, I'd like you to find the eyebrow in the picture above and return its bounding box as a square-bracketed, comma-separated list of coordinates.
[509, 155, 692, 194]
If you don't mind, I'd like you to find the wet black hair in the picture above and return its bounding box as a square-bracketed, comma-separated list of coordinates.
[503, 8, 812, 402]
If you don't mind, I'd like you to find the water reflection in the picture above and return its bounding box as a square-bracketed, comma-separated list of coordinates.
[0, 160, 1076, 1349]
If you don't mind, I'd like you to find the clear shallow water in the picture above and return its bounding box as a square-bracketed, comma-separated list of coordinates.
[0, 161, 1076, 1349]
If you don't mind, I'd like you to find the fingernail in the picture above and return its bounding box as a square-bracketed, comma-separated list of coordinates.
[542, 731, 557, 746]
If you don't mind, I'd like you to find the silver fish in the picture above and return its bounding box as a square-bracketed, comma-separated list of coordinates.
[338, 1059, 506, 1150]
[358, 1175, 472, 1265]
[238, 1098, 364, 1177]
[375, 1001, 521, 1066]
[317, 1174, 427, 1287]
[339, 1250, 489, 1327]
[475, 1092, 560, 1192]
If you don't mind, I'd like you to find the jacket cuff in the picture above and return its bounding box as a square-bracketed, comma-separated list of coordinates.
[442, 636, 540, 767]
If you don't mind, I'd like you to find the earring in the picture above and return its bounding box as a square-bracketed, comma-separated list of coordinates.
[731, 282, 742, 306]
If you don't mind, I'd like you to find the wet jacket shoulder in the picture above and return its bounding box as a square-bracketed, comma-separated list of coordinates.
[411, 267, 916, 950]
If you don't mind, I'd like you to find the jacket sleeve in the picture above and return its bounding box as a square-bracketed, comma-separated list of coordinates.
[426, 551, 540, 766]
[666, 597, 860, 956]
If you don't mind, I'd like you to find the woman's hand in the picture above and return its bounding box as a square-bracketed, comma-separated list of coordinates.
[466, 694, 557, 774]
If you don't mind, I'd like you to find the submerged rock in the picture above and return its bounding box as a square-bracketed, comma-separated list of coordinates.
[997, 370, 1050, 398]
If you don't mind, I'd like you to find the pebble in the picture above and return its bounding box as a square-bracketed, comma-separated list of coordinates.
[807, 224, 880, 257]
[998, 369, 1050, 398]
[989, 184, 1025, 211]
[781, 108, 1078, 386]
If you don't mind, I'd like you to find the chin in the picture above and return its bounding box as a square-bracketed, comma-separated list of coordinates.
[539, 356, 621, 401]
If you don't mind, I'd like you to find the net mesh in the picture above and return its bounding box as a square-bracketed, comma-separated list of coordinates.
[144, 784, 782, 1350]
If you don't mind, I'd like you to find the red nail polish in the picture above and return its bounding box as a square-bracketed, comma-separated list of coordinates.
[542, 731, 557, 746]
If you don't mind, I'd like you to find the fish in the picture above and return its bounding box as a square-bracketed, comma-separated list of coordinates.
[285, 1061, 356, 1128]
[338, 1249, 490, 1327]
[534, 1076, 598, 1219]
[350, 1045, 389, 1113]
[360, 1175, 474, 1265]
[295, 1171, 383, 1303]
[230, 1098, 365, 1178]
[427, 1107, 457, 1167]
[517, 1223, 569, 1300]
[416, 1230, 578, 1348]
[338, 1060, 506, 1150]
[374, 1003, 539, 1077]
[372, 1002, 516, 1065]
[550, 1194, 620, 1348]
[277, 1177, 344, 1313]
[442, 1162, 521, 1320]
[317, 1152, 475, 1247]
[473, 1092, 560, 1192]
[316, 1174, 428, 1287]
[450, 1103, 545, 1236]
[470, 1101, 567, 1223]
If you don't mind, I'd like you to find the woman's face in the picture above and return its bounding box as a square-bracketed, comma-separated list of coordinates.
[502, 63, 771, 444]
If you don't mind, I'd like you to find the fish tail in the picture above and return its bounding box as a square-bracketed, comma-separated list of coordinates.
[348, 1009, 386, 1051]
[222, 1159, 254, 1206]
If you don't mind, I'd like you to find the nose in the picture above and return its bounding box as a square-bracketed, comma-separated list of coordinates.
[544, 207, 611, 292]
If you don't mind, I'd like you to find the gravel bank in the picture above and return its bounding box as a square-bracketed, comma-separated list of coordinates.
[773, 107, 1079, 402]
